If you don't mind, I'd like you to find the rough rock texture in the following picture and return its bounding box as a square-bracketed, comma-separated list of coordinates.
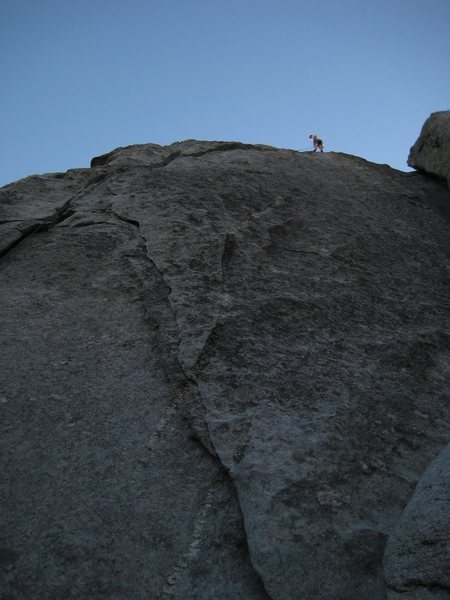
[384, 442, 450, 599]
[1, 137, 449, 599]
[408, 110, 450, 188]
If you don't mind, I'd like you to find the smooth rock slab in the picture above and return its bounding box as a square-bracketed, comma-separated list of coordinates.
[0, 204, 267, 599]
[1, 139, 450, 599]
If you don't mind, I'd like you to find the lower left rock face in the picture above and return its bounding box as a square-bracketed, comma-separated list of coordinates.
[0, 219, 267, 599]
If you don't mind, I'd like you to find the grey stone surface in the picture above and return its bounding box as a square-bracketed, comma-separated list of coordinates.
[1, 138, 450, 599]
[408, 110, 450, 188]
[0, 169, 99, 257]
[384, 443, 450, 599]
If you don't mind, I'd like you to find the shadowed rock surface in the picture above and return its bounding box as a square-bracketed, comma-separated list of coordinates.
[1, 135, 449, 599]
[384, 442, 450, 599]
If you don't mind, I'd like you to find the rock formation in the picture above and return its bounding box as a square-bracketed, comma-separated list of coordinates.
[408, 110, 450, 189]
[384, 443, 450, 599]
[1, 127, 449, 599]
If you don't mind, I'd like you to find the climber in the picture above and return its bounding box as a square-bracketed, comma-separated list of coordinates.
[309, 134, 324, 152]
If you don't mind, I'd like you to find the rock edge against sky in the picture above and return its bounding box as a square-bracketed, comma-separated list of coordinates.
[1, 113, 449, 599]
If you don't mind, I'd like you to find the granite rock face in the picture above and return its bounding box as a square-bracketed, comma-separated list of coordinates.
[384, 442, 450, 599]
[1, 138, 449, 599]
[408, 110, 450, 188]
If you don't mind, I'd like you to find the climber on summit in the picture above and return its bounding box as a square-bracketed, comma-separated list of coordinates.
[309, 134, 324, 152]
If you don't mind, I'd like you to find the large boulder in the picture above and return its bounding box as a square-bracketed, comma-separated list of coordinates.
[384, 442, 450, 599]
[1, 140, 449, 599]
[408, 110, 450, 188]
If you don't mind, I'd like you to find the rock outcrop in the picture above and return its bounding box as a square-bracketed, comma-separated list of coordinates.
[408, 110, 450, 188]
[384, 442, 450, 599]
[1, 136, 449, 599]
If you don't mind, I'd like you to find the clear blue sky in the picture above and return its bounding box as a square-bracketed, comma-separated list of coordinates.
[1, 0, 449, 187]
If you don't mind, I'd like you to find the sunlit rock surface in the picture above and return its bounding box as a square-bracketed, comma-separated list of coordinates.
[1, 136, 449, 599]
[408, 110, 450, 188]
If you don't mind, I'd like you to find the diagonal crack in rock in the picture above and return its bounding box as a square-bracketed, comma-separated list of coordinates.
[111, 208, 221, 457]
[0, 172, 111, 259]
[111, 207, 273, 598]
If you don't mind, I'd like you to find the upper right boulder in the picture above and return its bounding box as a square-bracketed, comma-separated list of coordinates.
[408, 110, 450, 187]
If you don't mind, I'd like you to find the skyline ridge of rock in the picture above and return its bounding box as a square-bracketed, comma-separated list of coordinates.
[1, 116, 449, 599]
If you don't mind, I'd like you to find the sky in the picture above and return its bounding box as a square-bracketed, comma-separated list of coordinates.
[1, 0, 449, 187]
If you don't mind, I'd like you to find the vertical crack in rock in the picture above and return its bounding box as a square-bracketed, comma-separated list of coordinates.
[160, 478, 273, 600]
[111, 208, 220, 456]
[135, 393, 184, 468]
[161, 481, 221, 598]
[111, 208, 273, 599]
[185, 346, 277, 598]
[232, 495, 275, 600]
